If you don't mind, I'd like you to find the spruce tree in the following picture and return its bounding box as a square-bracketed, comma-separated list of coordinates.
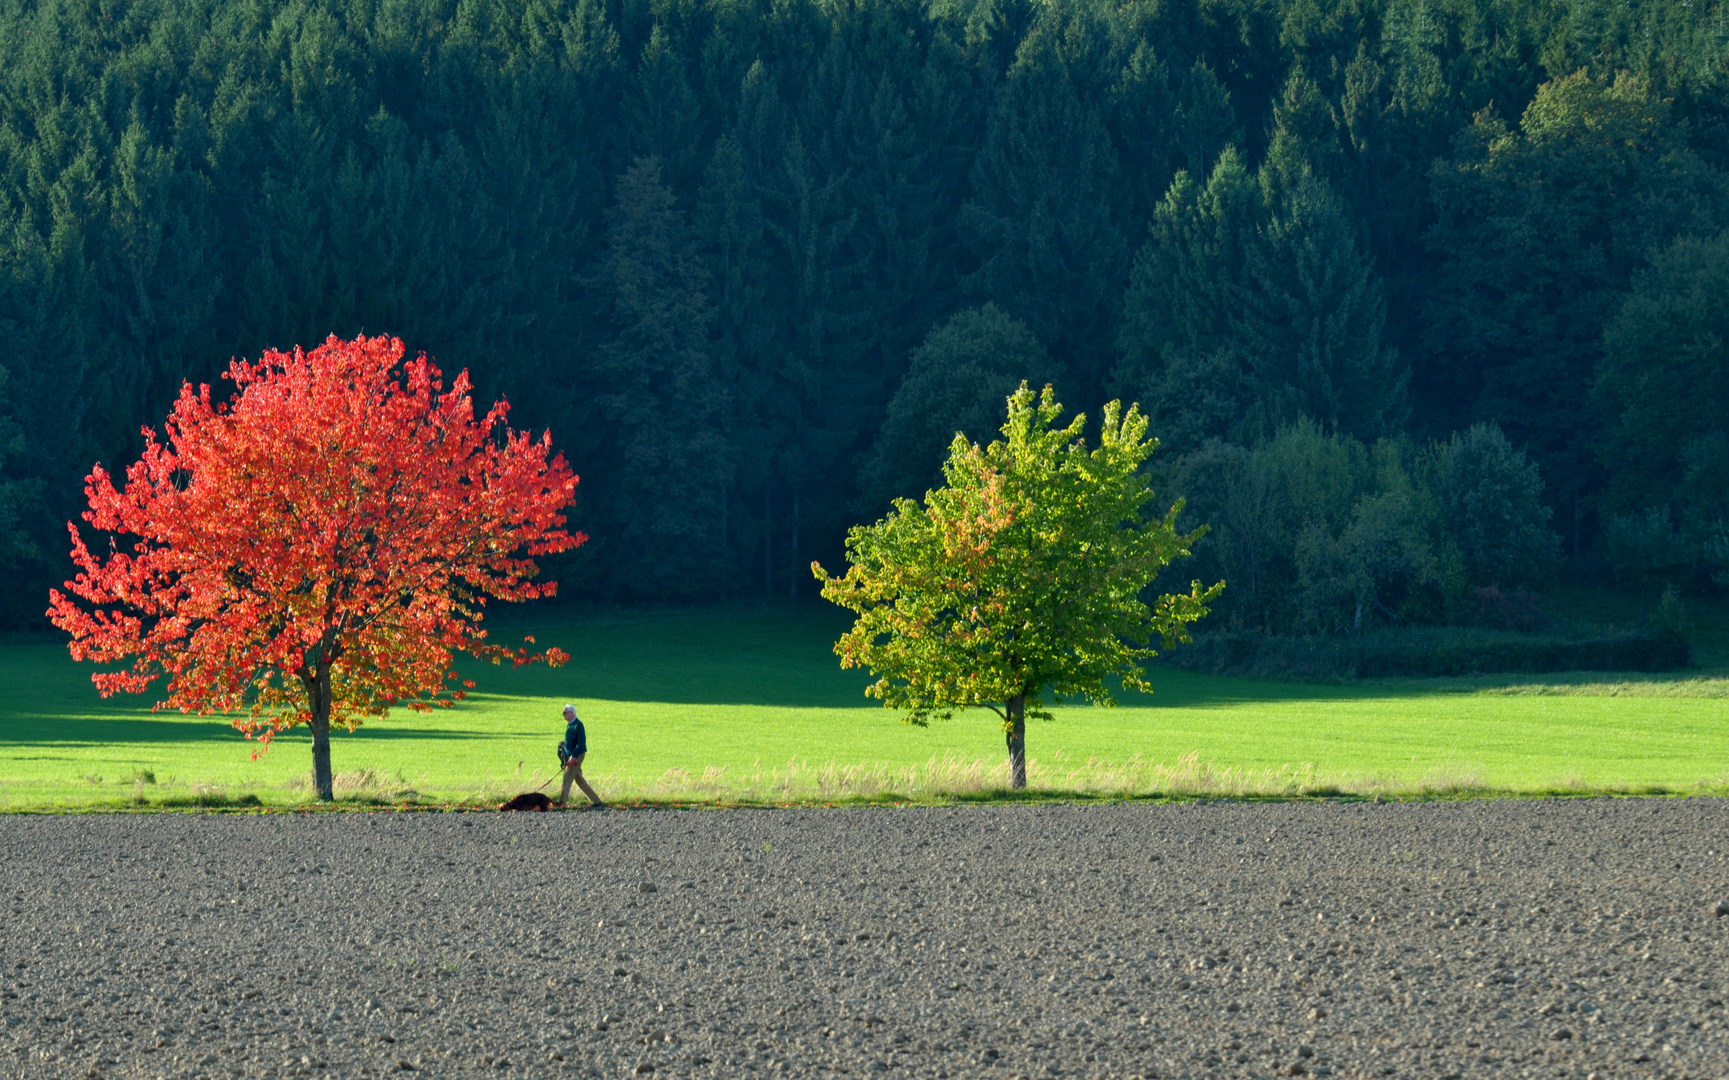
[1113, 147, 1262, 452]
[628, 25, 706, 190]
[962, 26, 1128, 404]
[1108, 41, 1178, 236]
[1236, 165, 1408, 441]
[1174, 59, 1240, 181]
[585, 157, 735, 595]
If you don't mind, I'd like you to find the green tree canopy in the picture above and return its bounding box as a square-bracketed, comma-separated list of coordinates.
[1425, 70, 1725, 538]
[1168, 418, 1562, 633]
[859, 304, 1056, 507]
[1424, 422, 1558, 590]
[1597, 229, 1729, 588]
[1597, 229, 1729, 516]
[815, 383, 1222, 788]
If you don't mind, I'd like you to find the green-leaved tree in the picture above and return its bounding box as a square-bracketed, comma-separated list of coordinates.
[860, 303, 1056, 508]
[814, 383, 1223, 788]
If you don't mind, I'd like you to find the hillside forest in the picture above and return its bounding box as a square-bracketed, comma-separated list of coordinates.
[0, 0, 1725, 635]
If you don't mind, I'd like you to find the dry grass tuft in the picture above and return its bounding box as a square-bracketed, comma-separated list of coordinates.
[1474, 677, 1729, 697]
[331, 769, 387, 794]
[581, 750, 1517, 803]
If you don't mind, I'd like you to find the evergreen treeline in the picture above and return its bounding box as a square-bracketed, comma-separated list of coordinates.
[0, 0, 1725, 627]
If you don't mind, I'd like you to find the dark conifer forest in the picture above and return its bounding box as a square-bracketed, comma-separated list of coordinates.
[0, 0, 1725, 631]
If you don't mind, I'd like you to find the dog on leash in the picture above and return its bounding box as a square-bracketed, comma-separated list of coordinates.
[499, 792, 553, 812]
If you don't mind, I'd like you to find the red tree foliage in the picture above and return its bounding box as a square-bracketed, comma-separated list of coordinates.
[47, 335, 582, 799]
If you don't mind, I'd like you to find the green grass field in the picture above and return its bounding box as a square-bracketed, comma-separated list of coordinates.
[2, 604, 1726, 810]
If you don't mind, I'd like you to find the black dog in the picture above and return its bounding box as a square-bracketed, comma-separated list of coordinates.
[499, 792, 553, 812]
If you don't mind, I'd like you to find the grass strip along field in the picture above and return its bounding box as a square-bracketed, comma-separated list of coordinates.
[1, 607, 1726, 810]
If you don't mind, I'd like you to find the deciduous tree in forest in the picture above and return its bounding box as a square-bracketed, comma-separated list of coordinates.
[1424, 70, 1724, 540]
[860, 304, 1056, 506]
[1425, 422, 1558, 590]
[47, 335, 580, 800]
[1596, 230, 1729, 520]
[815, 384, 1222, 789]
[1596, 229, 1729, 585]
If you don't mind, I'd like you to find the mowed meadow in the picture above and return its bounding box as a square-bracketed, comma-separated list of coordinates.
[2, 606, 1727, 810]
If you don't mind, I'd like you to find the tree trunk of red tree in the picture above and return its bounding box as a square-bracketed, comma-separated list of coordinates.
[308, 669, 334, 801]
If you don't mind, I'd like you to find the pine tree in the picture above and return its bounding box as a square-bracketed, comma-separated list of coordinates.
[1113, 147, 1262, 452]
[836, 61, 954, 415]
[766, 129, 870, 595]
[99, 117, 223, 440]
[962, 26, 1128, 405]
[0, 363, 41, 571]
[1119, 147, 1262, 366]
[1174, 59, 1240, 180]
[2, 151, 105, 519]
[1236, 165, 1408, 441]
[695, 133, 773, 585]
[1264, 68, 1346, 190]
[585, 157, 735, 595]
[628, 25, 706, 190]
[1107, 41, 1178, 237]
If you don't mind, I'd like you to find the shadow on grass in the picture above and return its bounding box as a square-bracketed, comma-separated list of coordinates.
[458, 608, 1407, 709]
[9, 606, 1723, 755]
[457, 611, 1728, 708]
[153, 791, 264, 809]
[0, 714, 500, 747]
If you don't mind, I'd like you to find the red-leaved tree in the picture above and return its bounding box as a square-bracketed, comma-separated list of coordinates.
[48, 335, 582, 800]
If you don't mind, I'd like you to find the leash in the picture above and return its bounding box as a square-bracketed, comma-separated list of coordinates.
[531, 747, 576, 792]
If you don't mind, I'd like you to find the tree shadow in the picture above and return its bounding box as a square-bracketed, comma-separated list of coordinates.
[479, 608, 1493, 709]
[9, 608, 1716, 743]
[512, 619, 1529, 710]
[0, 714, 497, 747]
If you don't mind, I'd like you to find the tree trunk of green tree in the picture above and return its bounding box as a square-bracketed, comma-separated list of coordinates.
[1006, 691, 1027, 789]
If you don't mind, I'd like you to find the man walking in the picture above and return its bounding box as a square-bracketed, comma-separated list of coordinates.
[556, 704, 605, 809]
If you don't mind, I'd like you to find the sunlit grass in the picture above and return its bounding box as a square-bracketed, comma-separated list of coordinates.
[2, 606, 1727, 810]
